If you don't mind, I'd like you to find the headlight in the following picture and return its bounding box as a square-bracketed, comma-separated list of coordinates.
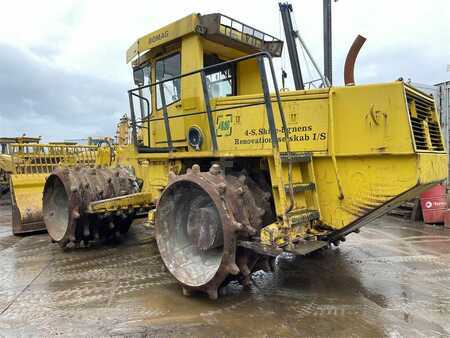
[188, 126, 203, 151]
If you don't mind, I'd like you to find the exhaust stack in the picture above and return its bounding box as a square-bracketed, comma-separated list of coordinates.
[344, 35, 367, 85]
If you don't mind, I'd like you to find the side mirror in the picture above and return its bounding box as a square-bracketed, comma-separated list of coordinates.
[133, 68, 145, 86]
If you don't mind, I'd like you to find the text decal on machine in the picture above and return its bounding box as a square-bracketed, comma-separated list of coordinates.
[215, 113, 328, 151]
[235, 126, 327, 145]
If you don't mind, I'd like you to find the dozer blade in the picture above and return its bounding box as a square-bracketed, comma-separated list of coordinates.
[10, 173, 47, 234]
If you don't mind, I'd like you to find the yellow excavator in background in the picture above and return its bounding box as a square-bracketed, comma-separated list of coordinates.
[41, 11, 446, 299]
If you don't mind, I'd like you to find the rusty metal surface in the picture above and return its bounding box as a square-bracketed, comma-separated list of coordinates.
[43, 166, 139, 248]
[155, 164, 274, 299]
[1, 192, 450, 337]
[344, 34, 367, 85]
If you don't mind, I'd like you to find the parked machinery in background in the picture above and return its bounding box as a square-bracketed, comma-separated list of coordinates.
[9, 139, 114, 235]
[0, 136, 41, 195]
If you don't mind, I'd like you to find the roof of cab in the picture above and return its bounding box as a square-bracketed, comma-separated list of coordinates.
[126, 13, 283, 64]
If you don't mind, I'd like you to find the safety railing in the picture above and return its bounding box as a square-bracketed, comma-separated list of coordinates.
[128, 51, 292, 155]
[10, 143, 98, 174]
[216, 14, 284, 57]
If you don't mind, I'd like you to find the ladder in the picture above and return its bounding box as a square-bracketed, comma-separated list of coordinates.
[256, 55, 321, 231]
[277, 152, 320, 226]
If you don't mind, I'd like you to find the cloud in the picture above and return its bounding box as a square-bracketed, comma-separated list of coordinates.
[0, 43, 127, 141]
[0, 0, 449, 141]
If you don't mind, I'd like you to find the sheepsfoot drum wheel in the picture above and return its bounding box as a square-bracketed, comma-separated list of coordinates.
[155, 164, 274, 299]
[43, 166, 139, 249]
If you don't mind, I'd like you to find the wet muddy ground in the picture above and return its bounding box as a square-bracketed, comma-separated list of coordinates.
[0, 193, 450, 337]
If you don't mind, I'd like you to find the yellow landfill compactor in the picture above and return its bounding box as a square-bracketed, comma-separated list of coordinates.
[10, 141, 111, 234]
[42, 13, 447, 299]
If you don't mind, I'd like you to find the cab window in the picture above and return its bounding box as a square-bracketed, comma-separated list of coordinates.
[156, 53, 181, 109]
[134, 63, 152, 119]
[204, 54, 236, 98]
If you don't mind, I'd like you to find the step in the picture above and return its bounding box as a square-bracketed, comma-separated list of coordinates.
[280, 152, 312, 164]
[288, 209, 320, 225]
[290, 240, 329, 256]
[285, 182, 315, 193]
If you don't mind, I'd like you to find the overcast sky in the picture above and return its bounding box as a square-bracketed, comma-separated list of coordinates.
[0, 0, 449, 141]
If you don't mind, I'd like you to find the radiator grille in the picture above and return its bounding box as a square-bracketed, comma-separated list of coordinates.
[406, 86, 444, 152]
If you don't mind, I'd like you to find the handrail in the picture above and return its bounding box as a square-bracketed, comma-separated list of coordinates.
[327, 89, 344, 200]
[128, 51, 291, 151]
[128, 50, 295, 213]
[130, 92, 151, 147]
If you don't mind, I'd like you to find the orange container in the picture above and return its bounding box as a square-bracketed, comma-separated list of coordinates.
[420, 184, 448, 224]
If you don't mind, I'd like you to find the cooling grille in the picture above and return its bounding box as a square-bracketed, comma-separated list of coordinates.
[406, 86, 444, 152]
